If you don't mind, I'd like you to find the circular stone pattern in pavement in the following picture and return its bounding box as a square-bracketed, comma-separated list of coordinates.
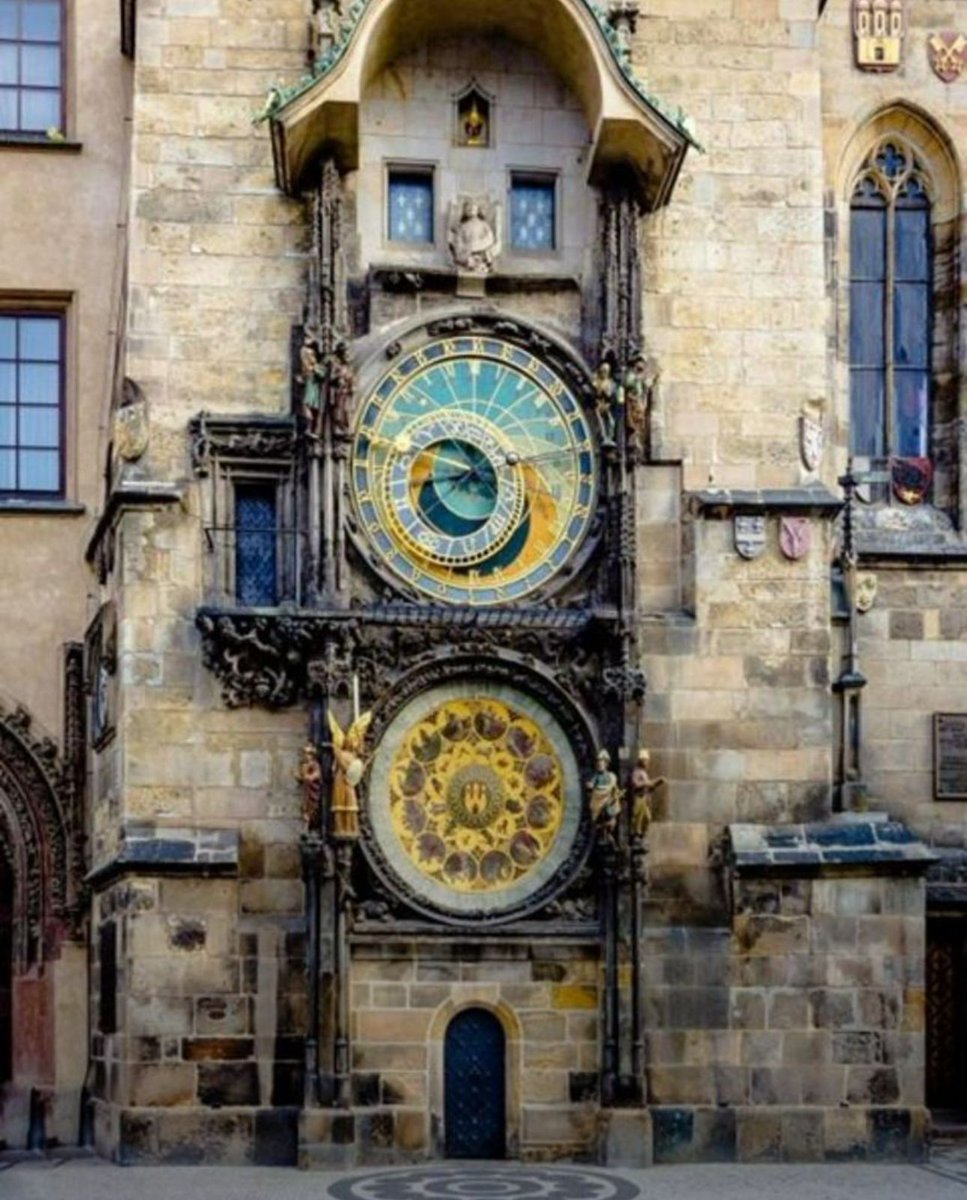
[328, 1166, 641, 1200]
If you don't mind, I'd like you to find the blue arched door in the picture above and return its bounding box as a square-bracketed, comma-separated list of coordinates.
[444, 1008, 506, 1159]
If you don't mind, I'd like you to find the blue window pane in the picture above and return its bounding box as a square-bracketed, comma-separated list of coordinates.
[0, 45, 16, 85]
[388, 173, 433, 244]
[510, 180, 555, 251]
[0, 406, 13, 444]
[20, 86, 58, 130]
[0, 365, 13, 404]
[849, 282, 884, 366]
[875, 143, 908, 180]
[20, 362, 57, 403]
[18, 448, 58, 491]
[0, 450, 13, 489]
[0, 2, 16, 38]
[0, 87, 16, 128]
[895, 205, 929, 281]
[0, 319, 13, 359]
[894, 283, 929, 368]
[21, 43, 58, 86]
[895, 372, 929, 458]
[850, 369, 885, 458]
[18, 405, 57, 447]
[850, 204, 885, 280]
[236, 488, 278, 606]
[20, 317, 59, 360]
[21, 1, 60, 41]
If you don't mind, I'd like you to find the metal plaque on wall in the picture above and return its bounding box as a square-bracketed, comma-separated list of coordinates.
[935, 713, 967, 800]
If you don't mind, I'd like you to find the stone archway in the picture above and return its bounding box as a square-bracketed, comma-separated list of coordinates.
[0, 699, 82, 1148]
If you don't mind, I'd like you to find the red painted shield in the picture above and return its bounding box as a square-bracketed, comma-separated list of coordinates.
[929, 32, 967, 83]
[779, 517, 811, 562]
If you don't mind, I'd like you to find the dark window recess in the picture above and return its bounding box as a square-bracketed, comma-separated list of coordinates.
[0, 311, 63, 497]
[387, 169, 434, 244]
[235, 484, 279, 607]
[98, 921, 117, 1036]
[0, 0, 63, 134]
[849, 142, 932, 469]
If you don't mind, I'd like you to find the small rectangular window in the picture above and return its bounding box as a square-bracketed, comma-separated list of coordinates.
[509, 174, 557, 252]
[387, 168, 434, 244]
[235, 482, 279, 607]
[0, 0, 63, 134]
[0, 310, 63, 497]
[98, 921, 117, 1036]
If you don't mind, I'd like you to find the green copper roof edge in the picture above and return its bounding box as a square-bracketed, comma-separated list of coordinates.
[255, 0, 702, 153]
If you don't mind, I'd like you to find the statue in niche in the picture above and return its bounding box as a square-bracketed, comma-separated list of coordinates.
[448, 197, 499, 275]
[592, 360, 617, 447]
[799, 398, 825, 473]
[328, 710, 373, 840]
[629, 749, 665, 839]
[328, 340, 355, 439]
[298, 334, 326, 439]
[295, 742, 323, 831]
[113, 377, 149, 464]
[623, 355, 659, 459]
[587, 749, 623, 840]
[457, 88, 491, 148]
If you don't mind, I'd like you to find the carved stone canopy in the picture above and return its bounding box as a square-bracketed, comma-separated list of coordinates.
[267, 0, 695, 210]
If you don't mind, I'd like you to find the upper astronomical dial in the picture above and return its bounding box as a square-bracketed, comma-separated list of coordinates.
[351, 335, 597, 605]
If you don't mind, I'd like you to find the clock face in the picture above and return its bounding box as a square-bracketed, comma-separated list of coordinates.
[351, 335, 597, 605]
[366, 681, 584, 917]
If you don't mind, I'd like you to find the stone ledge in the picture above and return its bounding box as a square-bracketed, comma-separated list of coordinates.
[729, 820, 937, 877]
[87, 824, 239, 887]
[688, 486, 842, 520]
[85, 480, 185, 567]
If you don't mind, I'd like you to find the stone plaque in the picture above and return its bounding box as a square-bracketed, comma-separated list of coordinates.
[734, 515, 766, 561]
[935, 713, 967, 800]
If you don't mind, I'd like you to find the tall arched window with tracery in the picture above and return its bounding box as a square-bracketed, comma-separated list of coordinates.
[849, 139, 932, 482]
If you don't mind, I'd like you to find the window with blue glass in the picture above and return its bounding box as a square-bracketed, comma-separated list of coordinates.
[235, 483, 278, 607]
[510, 174, 556, 252]
[850, 140, 932, 465]
[0, 0, 63, 134]
[387, 168, 434, 244]
[0, 312, 63, 497]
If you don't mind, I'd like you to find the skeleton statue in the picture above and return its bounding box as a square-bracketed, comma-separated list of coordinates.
[328, 710, 373, 840]
[593, 361, 617, 446]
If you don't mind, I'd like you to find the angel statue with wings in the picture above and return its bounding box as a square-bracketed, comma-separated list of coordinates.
[328, 710, 373, 840]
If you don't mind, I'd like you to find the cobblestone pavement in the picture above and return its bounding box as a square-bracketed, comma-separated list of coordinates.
[2, 1158, 967, 1200]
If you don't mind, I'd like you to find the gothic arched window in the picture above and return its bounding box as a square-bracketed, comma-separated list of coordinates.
[849, 139, 932, 467]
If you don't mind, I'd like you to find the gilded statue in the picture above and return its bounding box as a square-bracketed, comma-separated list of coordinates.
[587, 748, 623, 838]
[629, 748, 665, 839]
[294, 741, 323, 831]
[328, 710, 373, 840]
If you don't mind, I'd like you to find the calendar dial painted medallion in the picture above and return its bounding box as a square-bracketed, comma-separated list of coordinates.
[351, 335, 597, 605]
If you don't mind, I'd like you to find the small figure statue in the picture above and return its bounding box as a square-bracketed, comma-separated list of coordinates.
[298, 335, 326, 439]
[328, 340, 355, 439]
[328, 710, 373, 840]
[294, 741, 323, 832]
[113, 377, 150, 467]
[449, 198, 498, 275]
[587, 749, 623, 840]
[855, 572, 878, 614]
[629, 748, 665, 840]
[593, 361, 617, 446]
[623, 355, 658, 460]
